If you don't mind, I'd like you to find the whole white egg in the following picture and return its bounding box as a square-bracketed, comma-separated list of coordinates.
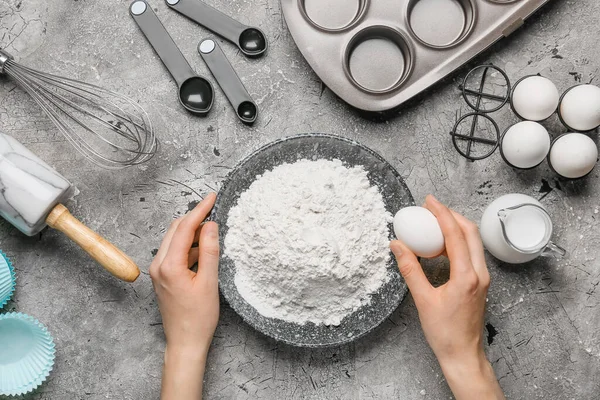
[511, 76, 559, 121]
[501, 121, 551, 169]
[559, 84, 600, 131]
[549, 133, 598, 179]
[393, 206, 444, 258]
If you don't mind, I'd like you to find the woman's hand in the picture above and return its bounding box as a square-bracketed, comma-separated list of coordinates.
[391, 195, 504, 400]
[150, 193, 220, 400]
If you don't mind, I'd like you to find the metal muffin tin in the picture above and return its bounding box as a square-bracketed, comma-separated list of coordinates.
[281, 0, 552, 113]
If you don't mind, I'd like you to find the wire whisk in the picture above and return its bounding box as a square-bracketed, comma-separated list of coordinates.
[0, 49, 157, 169]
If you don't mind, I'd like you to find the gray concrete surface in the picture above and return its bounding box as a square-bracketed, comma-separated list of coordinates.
[1, 0, 599, 398]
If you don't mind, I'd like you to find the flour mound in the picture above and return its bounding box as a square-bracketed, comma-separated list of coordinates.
[225, 159, 392, 326]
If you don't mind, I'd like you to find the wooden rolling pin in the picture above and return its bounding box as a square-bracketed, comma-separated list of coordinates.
[0, 133, 140, 282]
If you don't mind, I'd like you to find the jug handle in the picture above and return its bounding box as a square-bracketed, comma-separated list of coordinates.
[542, 241, 567, 259]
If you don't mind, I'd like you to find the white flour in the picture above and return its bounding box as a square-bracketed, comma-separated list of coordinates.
[225, 159, 392, 326]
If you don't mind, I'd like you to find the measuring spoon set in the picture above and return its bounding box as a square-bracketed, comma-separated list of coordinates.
[130, 0, 267, 125]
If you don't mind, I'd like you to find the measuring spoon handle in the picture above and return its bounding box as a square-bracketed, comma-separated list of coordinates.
[130, 0, 196, 87]
[166, 0, 247, 46]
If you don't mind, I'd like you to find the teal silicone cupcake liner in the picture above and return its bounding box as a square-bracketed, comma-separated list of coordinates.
[0, 251, 16, 309]
[0, 312, 56, 397]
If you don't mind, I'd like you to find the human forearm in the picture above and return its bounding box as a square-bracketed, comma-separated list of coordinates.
[161, 345, 208, 400]
[439, 352, 505, 400]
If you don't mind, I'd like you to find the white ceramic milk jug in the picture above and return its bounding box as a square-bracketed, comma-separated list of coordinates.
[480, 193, 566, 264]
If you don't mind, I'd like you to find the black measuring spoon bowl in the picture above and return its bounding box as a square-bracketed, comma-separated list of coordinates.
[166, 0, 267, 58]
[130, 0, 213, 115]
[238, 28, 267, 56]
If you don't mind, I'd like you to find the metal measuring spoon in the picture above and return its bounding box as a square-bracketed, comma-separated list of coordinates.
[199, 39, 257, 125]
[165, 0, 267, 58]
[130, 0, 214, 115]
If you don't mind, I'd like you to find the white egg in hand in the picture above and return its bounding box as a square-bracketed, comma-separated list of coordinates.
[559, 84, 600, 131]
[549, 133, 598, 179]
[393, 206, 445, 258]
[511, 76, 559, 121]
[501, 121, 550, 169]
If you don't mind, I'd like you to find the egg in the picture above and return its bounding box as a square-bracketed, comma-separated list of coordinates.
[559, 84, 600, 131]
[500, 121, 550, 169]
[511, 76, 559, 121]
[393, 206, 444, 258]
[549, 133, 598, 179]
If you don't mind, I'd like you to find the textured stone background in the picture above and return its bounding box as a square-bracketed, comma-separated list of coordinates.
[1, 0, 599, 398]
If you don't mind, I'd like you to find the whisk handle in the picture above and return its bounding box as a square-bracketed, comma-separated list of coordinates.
[46, 204, 141, 282]
[130, 1, 196, 87]
[0, 49, 13, 74]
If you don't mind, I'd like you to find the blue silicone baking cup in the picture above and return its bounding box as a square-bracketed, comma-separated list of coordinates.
[0, 313, 56, 397]
[0, 251, 16, 309]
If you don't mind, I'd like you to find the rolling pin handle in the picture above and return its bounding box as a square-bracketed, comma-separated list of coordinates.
[46, 204, 140, 282]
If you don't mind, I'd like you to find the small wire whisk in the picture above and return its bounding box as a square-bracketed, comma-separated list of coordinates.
[0, 49, 157, 169]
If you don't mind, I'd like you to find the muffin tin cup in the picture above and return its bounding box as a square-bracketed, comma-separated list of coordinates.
[0, 313, 56, 397]
[0, 251, 16, 309]
[557, 84, 600, 133]
[547, 133, 598, 180]
[299, 0, 369, 32]
[344, 26, 414, 94]
[406, 0, 477, 49]
[498, 124, 551, 170]
[509, 74, 558, 123]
